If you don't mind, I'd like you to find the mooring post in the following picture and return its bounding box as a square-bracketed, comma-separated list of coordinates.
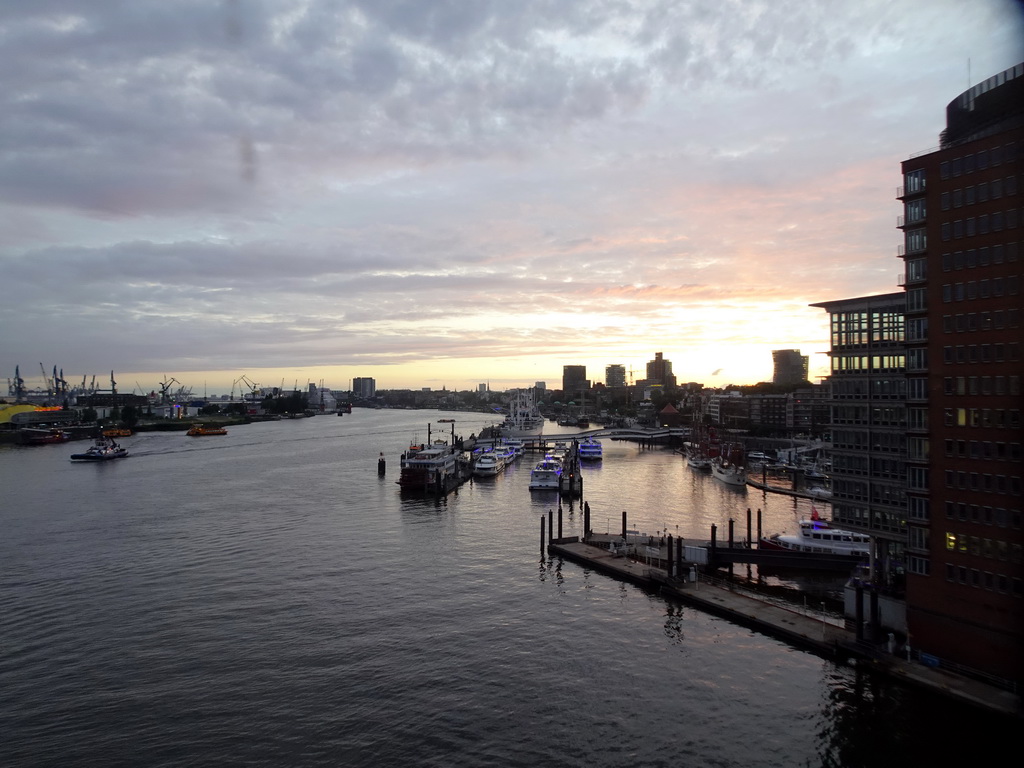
[676, 535, 683, 577]
[541, 515, 546, 554]
[710, 524, 717, 567]
[757, 508, 762, 548]
[666, 534, 673, 576]
[746, 508, 752, 549]
[855, 583, 864, 641]
[548, 509, 554, 547]
[621, 510, 627, 541]
[870, 587, 880, 643]
[557, 506, 563, 540]
[728, 518, 735, 548]
[584, 501, 591, 540]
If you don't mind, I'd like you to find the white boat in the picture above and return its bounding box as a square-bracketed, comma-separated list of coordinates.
[500, 438, 524, 460]
[70, 436, 129, 462]
[685, 445, 711, 471]
[760, 517, 871, 558]
[578, 437, 603, 462]
[807, 485, 833, 499]
[398, 440, 465, 494]
[711, 444, 746, 487]
[501, 389, 544, 437]
[473, 448, 507, 477]
[528, 458, 563, 490]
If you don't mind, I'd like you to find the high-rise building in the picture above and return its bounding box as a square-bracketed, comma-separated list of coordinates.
[897, 62, 1023, 684]
[772, 349, 809, 386]
[352, 377, 376, 399]
[605, 364, 626, 388]
[562, 365, 588, 393]
[811, 293, 907, 588]
[645, 352, 676, 388]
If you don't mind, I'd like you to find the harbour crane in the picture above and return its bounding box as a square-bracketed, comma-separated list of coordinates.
[237, 375, 260, 402]
[40, 363, 52, 396]
[159, 377, 179, 405]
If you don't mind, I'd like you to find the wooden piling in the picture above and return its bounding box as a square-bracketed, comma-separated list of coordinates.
[557, 507, 563, 539]
[541, 515, 546, 553]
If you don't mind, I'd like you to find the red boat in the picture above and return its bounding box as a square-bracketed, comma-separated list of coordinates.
[19, 428, 71, 446]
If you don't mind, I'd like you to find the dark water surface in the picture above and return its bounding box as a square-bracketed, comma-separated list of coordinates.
[0, 410, 1010, 766]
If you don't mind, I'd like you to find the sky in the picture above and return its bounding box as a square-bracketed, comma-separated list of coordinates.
[3, 0, 1023, 397]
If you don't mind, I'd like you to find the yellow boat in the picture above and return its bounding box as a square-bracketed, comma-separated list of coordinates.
[187, 424, 228, 436]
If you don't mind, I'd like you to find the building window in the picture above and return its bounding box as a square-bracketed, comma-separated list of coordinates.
[905, 168, 926, 194]
[906, 228, 927, 253]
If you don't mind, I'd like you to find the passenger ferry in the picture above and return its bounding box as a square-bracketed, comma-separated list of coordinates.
[578, 437, 603, 462]
[759, 516, 871, 558]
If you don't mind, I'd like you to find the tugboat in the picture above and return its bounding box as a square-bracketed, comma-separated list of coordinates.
[70, 435, 129, 462]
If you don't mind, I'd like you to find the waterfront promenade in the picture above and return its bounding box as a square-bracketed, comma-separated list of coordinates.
[548, 536, 1023, 719]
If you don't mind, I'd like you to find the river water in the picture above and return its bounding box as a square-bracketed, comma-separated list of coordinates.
[0, 409, 1010, 766]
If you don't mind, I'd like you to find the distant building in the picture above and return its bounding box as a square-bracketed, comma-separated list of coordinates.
[605, 364, 626, 388]
[896, 62, 1023, 685]
[772, 349, 809, 386]
[645, 352, 676, 388]
[562, 365, 588, 393]
[534, 381, 546, 391]
[352, 377, 376, 399]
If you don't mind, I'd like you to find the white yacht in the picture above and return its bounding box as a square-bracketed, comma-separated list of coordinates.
[528, 458, 563, 490]
[473, 448, 507, 477]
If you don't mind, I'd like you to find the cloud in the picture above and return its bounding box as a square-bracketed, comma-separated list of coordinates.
[2, 0, 1023, 388]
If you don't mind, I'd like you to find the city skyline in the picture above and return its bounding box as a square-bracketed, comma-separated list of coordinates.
[3, 2, 1023, 394]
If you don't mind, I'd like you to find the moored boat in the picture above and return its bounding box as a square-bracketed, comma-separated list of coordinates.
[70, 436, 129, 462]
[711, 443, 747, 487]
[19, 428, 72, 446]
[685, 446, 711, 471]
[473, 448, 508, 477]
[528, 457, 563, 490]
[102, 428, 133, 438]
[578, 437, 603, 462]
[501, 389, 544, 437]
[398, 440, 466, 494]
[759, 515, 871, 558]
